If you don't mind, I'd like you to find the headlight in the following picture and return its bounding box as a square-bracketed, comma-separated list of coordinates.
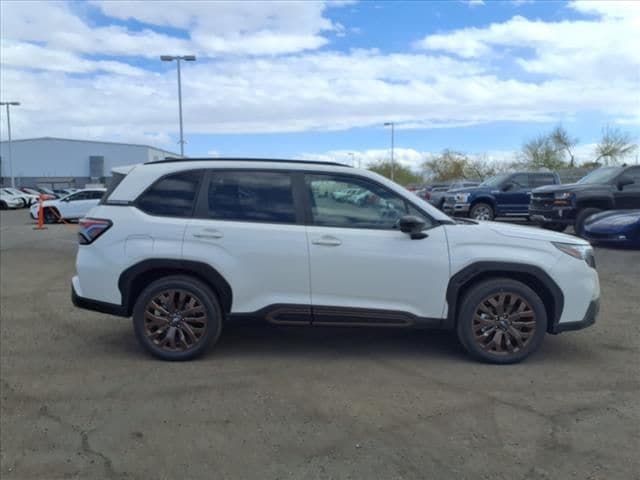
[552, 242, 595, 268]
[454, 193, 470, 203]
[554, 192, 572, 200]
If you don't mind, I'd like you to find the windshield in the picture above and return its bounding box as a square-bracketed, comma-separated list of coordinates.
[480, 173, 511, 188]
[577, 167, 623, 184]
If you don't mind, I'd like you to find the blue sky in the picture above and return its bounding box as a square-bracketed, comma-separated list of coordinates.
[1, 0, 638, 167]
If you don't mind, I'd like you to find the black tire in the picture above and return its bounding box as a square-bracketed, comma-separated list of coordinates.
[0, 201, 7, 210]
[133, 275, 222, 361]
[43, 208, 58, 224]
[456, 278, 547, 364]
[575, 208, 601, 237]
[469, 202, 495, 221]
[541, 223, 567, 232]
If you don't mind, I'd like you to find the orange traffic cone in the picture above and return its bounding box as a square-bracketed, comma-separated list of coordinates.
[33, 194, 47, 230]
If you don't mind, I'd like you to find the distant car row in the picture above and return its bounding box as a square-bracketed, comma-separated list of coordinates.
[428, 165, 640, 246]
[0, 186, 82, 210]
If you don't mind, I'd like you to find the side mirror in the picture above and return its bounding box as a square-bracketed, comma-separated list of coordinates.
[398, 215, 428, 240]
[617, 175, 634, 190]
[501, 182, 514, 192]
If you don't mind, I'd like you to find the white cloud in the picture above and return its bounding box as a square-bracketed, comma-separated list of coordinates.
[1, 0, 638, 149]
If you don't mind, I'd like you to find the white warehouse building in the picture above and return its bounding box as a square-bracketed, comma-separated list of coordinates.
[0, 137, 180, 188]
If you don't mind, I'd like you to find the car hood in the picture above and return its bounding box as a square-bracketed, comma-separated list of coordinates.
[587, 209, 640, 225]
[532, 182, 607, 194]
[447, 186, 490, 195]
[485, 221, 589, 245]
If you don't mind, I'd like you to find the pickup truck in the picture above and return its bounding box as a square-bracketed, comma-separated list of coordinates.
[529, 165, 640, 235]
[443, 171, 560, 220]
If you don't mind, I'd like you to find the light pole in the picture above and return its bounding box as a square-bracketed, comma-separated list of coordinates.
[384, 122, 395, 180]
[348, 152, 355, 167]
[1, 101, 20, 187]
[160, 55, 196, 156]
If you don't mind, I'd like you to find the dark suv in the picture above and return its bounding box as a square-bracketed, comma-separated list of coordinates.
[529, 165, 640, 235]
[443, 172, 560, 221]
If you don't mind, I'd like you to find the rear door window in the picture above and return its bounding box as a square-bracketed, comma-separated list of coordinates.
[137, 170, 203, 217]
[204, 171, 296, 224]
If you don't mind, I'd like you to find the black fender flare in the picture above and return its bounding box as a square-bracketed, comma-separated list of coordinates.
[118, 259, 233, 315]
[444, 261, 564, 332]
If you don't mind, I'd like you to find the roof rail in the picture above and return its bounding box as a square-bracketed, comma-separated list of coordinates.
[146, 157, 351, 167]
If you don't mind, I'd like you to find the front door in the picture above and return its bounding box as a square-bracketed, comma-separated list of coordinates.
[493, 174, 531, 216]
[304, 173, 450, 325]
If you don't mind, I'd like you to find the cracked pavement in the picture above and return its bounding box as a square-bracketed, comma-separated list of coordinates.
[1, 210, 639, 479]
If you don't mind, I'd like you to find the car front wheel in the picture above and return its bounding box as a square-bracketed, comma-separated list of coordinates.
[133, 275, 222, 361]
[469, 202, 494, 221]
[456, 278, 547, 364]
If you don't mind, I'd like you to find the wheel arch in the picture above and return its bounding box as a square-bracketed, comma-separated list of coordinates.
[469, 196, 496, 209]
[444, 261, 564, 334]
[119, 259, 233, 316]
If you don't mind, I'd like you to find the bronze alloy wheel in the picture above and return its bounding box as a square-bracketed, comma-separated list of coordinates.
[144, 289, 208, 352]
[472, 292, 536, 355]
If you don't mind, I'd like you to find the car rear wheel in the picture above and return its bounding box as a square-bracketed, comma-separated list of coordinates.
[470, 202, 494, 221]
[456, 278, 547, 364]
[133, 275, 222, 361]
[575, 208, 601, 237]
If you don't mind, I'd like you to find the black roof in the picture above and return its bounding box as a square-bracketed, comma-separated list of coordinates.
[147, 157, 350, 167]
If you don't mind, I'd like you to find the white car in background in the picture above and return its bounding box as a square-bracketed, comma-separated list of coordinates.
[30, 188, 106, 223]
[2, 187, 38, 207]
[0, 191, 24, 209]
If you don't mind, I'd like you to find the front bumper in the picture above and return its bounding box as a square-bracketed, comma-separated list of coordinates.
[550, 298, 599, 334]
[71, 277, 128, 317]
[443, 202, 470, 216]
[529, 207, 577, 225]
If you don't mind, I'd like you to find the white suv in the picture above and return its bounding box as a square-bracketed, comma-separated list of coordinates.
[72, 159, 600, 364]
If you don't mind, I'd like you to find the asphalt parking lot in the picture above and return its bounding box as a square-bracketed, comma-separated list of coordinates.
[1, 209, 638, 480]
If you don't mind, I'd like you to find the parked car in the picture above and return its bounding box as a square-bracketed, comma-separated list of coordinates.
[582, 210, 640, 248]
[71, 158, 599, 364]
[529, 165, 640, 236]
[30, 188, 106, 223]
[331, 188, 361, 202]
[1, 188, 35, 207]
[21, 187, 57, 200]
[429, 181, 480, 210]
[0, 191, 23, 209]
[444, 172, 561, 220]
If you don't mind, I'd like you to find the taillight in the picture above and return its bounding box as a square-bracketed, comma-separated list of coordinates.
[78, 218, 112, 245]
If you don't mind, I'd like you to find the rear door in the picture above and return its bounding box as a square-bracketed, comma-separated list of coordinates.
[303, 173, 450, 323]
[183, 170, 311, 321]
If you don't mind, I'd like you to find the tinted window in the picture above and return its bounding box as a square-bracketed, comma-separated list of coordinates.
[530, 174, 556, 188]
[624, 167, 640, 185]
[138, 170, 202, 217]
[307, 174, 431, 230]
[509, 174, 530, 189]
[68, 191, 89, 201]
[206, 171, 295, 224]
[88, 191, 105, 200]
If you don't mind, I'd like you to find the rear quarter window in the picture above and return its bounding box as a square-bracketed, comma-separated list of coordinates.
[136, 170, 203, 217]
[101, 173, 127, 204]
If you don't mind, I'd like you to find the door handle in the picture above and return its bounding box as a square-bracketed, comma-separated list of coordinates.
[193, 229, 224, 239]
[312, 236, 342, 246]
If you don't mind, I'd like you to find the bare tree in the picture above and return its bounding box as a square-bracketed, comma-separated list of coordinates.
[521, 134, 566, 170]
[550, 125, 578, 167]
[594, 126, 638, 165]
